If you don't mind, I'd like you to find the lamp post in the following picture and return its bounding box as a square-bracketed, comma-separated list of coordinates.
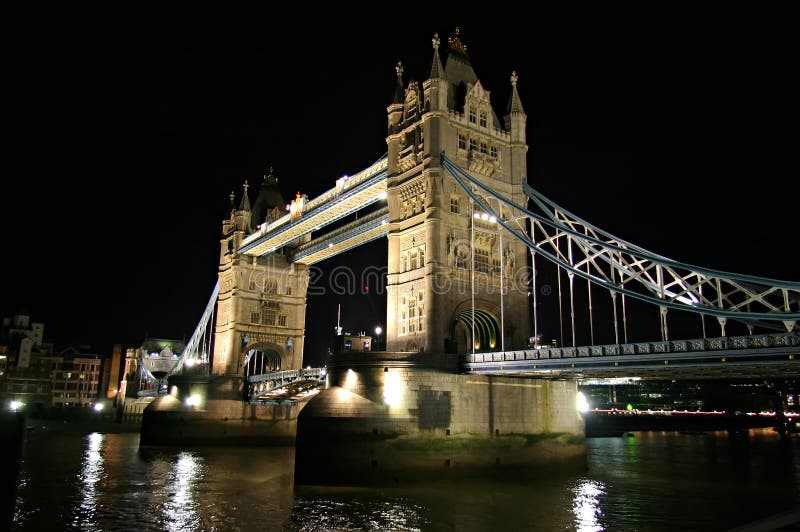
[374, 326, 382, 351]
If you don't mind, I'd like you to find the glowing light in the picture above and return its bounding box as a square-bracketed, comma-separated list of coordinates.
[383, 370, 403, 407]
[489, 216, 497, 223]
[344, 369, 357, 390]
[184, 358, 196, 367]
[185, 394, 202, 407]
[93, 403, 104, 412]
[170, 386, 178, 396]
[378, 191, 387, 200]
[375, 326, 382, 336]
[481, 213, 489, 221]
[576, 392, 590, 413]
[9, 400, 23, 411]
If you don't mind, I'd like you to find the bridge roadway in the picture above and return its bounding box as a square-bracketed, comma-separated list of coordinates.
[465, 331, 800, 380]
[238, 157, 387, 259]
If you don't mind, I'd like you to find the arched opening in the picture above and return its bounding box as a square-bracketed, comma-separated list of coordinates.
[451, 308, 500, 353]
[242, 344, 283, 378]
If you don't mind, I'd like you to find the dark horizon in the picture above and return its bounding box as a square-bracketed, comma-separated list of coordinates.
[4, 7, 797, 365]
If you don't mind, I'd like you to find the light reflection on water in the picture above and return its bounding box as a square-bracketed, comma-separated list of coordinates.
[10, 428, 800, 531]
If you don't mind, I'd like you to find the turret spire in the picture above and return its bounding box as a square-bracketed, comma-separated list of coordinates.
[506, 70, 525, 115]
[429, 33, 444, 80]
[238, 180, 251, 212]
[392, 61, 404, 104]
[447, 26, 469, 59]
[229, 190, 235, 209]
[263, 167, 277, 186]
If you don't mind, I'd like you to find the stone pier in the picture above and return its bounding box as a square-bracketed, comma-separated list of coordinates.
[294, 352, 587, 485]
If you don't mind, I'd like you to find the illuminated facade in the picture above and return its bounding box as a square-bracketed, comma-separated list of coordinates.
[384, 30, 530, 353]
[212, 172, 310, 376]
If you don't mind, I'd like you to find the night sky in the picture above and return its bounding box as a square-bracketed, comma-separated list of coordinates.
[4, 6, 797, 366]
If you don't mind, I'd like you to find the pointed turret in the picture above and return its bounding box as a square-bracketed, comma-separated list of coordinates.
[504, 71, 527, 144]
[387, 61, 405, 135]
[238, 180, 251, 212]
[429, 33, 444, 80]
[424, 33, 449, 113]
[392, 61, 405, 104]
[234, 180, 252, 233]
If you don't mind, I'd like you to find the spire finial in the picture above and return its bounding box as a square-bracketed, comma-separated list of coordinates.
[243, 179, 249, 193]
[396, 61, 404, 79]
[448, 26, 468, 54]
[432, 33, 440, 50]
[229, 190, 235, 206]
[511, 71, 519, 87]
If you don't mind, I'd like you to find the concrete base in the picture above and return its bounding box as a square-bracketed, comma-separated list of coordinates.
[140, 374, 302, 446]
[294, 351, 587, 485]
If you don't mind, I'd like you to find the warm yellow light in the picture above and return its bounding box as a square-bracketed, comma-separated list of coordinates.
[383, 371, 403, 407]
[344, 369, 357, 390]
[185, 394, 202, 407]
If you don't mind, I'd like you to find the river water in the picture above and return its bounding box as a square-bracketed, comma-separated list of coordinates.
[8, 426, 800, 531]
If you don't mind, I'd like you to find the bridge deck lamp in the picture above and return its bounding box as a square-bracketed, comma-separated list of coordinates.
[374, 326, 382, 351]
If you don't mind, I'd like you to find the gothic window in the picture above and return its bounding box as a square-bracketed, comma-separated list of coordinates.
[249, 280, 256, 290]
[251, 312, 260, 324]
[474, 248, 490, 273]
[278, 315, 287, 327]
[479, 111, 487, 128]
[490, 145, 498, 158]
[450, 196, 460, 214]
[265, 279, 278, 294]
[480, 142, 488, 154]
[410, 250, 418, 270]
[469, 138, 477, 151]
[418, 247, 425, 267]
[469, 107, 476, 123]
[262, 310, 276, 325]
[285, 286, 292, 295]
[458, 134, 466, 150]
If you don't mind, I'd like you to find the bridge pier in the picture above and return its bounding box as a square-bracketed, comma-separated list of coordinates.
[294, 351, 587, 485]
[140, 374, 302, 446]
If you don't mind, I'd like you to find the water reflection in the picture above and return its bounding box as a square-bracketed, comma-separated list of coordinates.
[162, 452, 203, 531]
[572, 479, 605, 532]
[293, 496, 429, 531]
[73, 432, 104, 531]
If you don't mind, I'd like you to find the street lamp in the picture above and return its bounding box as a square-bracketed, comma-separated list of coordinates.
[374, 326, 382, 351]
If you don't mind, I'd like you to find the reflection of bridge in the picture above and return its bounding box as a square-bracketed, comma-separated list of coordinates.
[141, 30, 799, 403]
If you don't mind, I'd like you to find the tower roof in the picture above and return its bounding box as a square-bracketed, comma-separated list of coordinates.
[443, 27, 478, 112]
[251, 168, 285, 227]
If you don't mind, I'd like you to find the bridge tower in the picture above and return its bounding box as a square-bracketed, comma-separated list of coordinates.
[385, 29, 531, 354]
[212, 173, 310, 377]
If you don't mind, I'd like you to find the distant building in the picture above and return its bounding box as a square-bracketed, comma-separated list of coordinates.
[0, 311, 57, 413]
[333, 333, 374, 352]
[103, 344, 123, 401]
[50, 345, 103, 408]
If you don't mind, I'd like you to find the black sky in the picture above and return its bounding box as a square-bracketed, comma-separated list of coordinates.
[3, 5, 797, 365]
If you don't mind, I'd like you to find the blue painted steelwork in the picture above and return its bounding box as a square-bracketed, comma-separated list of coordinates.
[442, 151, 800, 328]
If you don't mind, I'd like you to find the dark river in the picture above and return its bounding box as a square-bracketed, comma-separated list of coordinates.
[7, 426, 800, 531]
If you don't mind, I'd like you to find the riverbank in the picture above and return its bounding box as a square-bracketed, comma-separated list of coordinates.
[582, 409, 790, 437]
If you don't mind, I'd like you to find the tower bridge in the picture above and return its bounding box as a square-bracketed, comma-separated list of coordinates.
[141, 30, 800, 462]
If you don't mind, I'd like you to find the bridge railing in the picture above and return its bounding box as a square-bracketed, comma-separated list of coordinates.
[247, 367, 325, 384]
[466, 332, 800, 363]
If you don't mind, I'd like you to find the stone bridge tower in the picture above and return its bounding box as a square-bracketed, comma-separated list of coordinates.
[212, 172, 310, 377]
[385, 29, 530, 354]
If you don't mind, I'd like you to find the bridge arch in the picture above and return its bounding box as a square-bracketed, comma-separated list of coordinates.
[449, 302, 501, 354]
[241, 342, 285, 378]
